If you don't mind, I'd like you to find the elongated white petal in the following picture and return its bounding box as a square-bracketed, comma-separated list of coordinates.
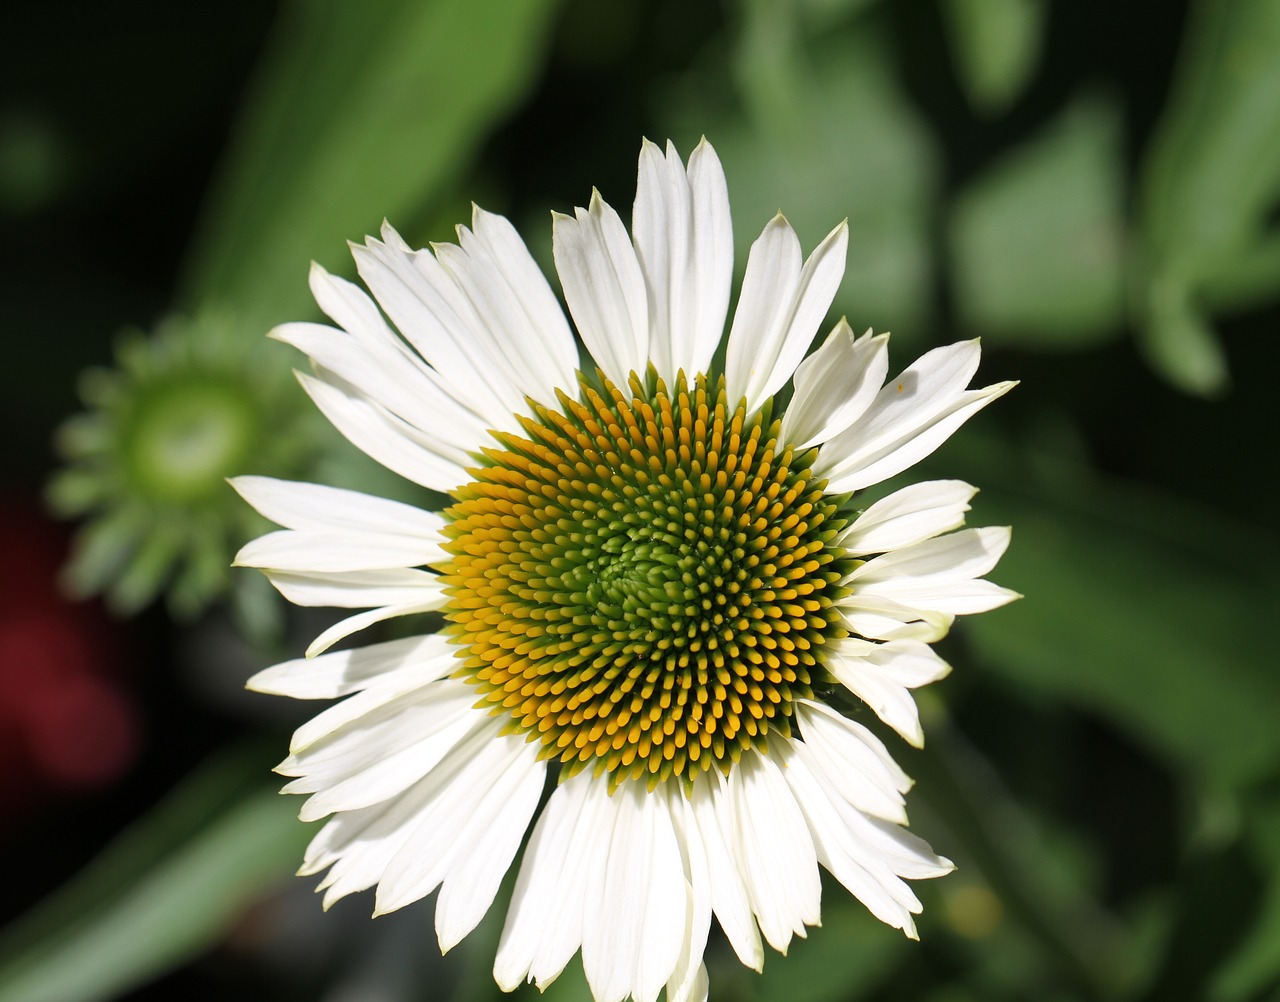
[374, 724, 545, 925]
[292, 693, 481, 822]
[495, 772, 612, 991]
[231, 476, 446, 538]
[850, 526, 1019, 614]
[663, 787, 714, 1002]
[305, 600, 444, 658]
[298, 371, 469, 492]
[307, 263, 398, 356]
[236, 528, 447, 573]
[271, 320, 487, 461]
[247, 633, 457, 699]
[840, 481, 977, 557]
[780, 323, 889, 450]
[300, 787, 434, 907]
[686, 776, 763, 969]
[582, 782, 686, 1002]
[825, 639, 952, 746]
[284, 668, 468, 756]
[441, 206, 579, 404]
[293, 711, 496, 890]
[669, 963, 709, 1002]
[726, 216, 847, 412]
[263, 567, 442, 610]
[352, 226, 527, 425]
[433, 739, 547, 951]
[725, 749, 821, 953]
[837, 594, 955, 644]
[794, 700, 911, 823]
[817, 340, 1016, 491]
[633, 138, 732, 383]
[781, 744, 952, 938]
[553, 191, 649, 384]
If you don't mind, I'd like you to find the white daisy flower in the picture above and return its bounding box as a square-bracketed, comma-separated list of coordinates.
[235, 138, 1017, 1002]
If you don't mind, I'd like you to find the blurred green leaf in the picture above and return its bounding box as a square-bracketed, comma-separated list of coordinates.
[0, 745, 308, 1002]
[1135, 0, 1280, 395]
[952, 440, 1280, 790]
[180, 0, 565, 330]
[663, 4, 940, 339]
[949, 97, 1126, 348]
[942, 0, 1046, 114]
[750, 896, 905, 1002]
[1210, 799, 1280, 1001]
[909, 724, 1131, 999]
[1144, 280, 1229, 397]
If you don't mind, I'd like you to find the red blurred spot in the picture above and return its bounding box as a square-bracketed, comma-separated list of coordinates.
[0, 498, 135, 818]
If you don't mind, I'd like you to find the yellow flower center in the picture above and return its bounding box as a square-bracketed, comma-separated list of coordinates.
[441, 370, 849, 787]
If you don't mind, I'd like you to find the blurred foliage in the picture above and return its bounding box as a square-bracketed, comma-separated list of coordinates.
[181, 0, 566, 331]
[1133, 0, 1280, 396]
[941, 0, 1047, 114]
[949, 97, 1126, 348]
[0, 745, 307, 1002]
[6, 0, 1280, 999]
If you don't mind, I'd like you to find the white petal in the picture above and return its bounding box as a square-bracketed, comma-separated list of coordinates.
[263, 567, 442, 609]
[352, 226, 526, 425]
[298, 371, 469, 492]
[663, 787, 713, 1002]
[839, 481, 977, 557]
[836, 594, 955, 643]
[306, 600, 444, 658]
[669, 963, 709, 1002]
[246, 632, 456, 699]
[235, 528, 447, 573]
[553, 190, 649, 385]
[271, 320, 486, 461]
[289, 706, 499, 911]
[794, 699, 910, 823]
[724, 748, 821, 953]
[824, 639, 952, 746]
[299, 784, 432, 907]
[686, 775, 763, 970]
[581, 782, 686, 1002]
[284, 670, 471, 757]
[373, 724, 544, 925]
[726, 217, 847, 412]
[632, 138, 732, 383]
[780, 745, 939, 937]
[434, 739, 547, 951]
[851, 526, 1018, 614]
[780, 324, 889, 450]
[291, 688, 482, 822]
[817, 341, 1016, 492]
[497, 772, 622, 991]
[230, 476, 446, 538]
[436, 207, 579, 406]
[307, 263, 397, 356]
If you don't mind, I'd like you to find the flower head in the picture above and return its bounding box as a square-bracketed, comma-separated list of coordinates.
[50, 314, 313, 620]
[236, 138, 1017, 1002]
